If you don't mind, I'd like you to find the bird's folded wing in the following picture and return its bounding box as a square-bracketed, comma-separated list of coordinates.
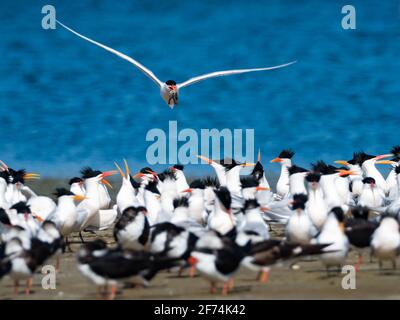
[177, 61, 296, 89]
[56, 20, 163, 88]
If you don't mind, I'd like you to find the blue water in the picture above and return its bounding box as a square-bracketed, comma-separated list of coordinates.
[0, 0, 399, 177]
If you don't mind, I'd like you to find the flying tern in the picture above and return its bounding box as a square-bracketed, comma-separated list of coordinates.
[56, 21, 296, 108]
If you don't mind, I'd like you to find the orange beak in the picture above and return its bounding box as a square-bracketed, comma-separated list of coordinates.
[196, 155, 213, 165]
[73, 195, 87, 201]
[241, 163, 256, 167]
[0, 160, 9, 172]
[334, 160, 349, 166]
[101, 170, 117, 178]
[101, 179, 113, 189]
[373, 154, 393, 161]
[24, 173, 40, 180]
[145, 170, 158, 178]
[32, 213, 44, 222]
[270, 157, 282, 163]
[182, 188, 193, 193]
[114, 161, 125, 178]
[376, 160, 396, 165]
[256, 186, 270, 191]
[132, 172, 145, 179]
[337, 169, 357, 177]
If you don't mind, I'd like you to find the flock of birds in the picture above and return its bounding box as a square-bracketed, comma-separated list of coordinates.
[1, 146, 400, 299]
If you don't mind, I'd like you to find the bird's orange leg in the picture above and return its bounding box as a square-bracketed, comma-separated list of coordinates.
[189, 266, 196, 278]
[228, 277, 235, 290]
[355, 253, 363, 272]
[108, 284, 117, 300]
[25, 278, 33, 295]
[221, 282, 229, 295]
[210, 282, 216, 294]
[259, 269, 270, 283]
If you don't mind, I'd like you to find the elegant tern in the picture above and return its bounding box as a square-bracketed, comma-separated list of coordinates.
[56, 21, 296, 108]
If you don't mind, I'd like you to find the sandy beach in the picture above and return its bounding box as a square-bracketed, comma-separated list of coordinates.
[1, 190, 399, 301]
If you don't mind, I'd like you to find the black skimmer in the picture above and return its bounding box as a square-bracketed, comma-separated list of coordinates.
[150, 222, 198, 262]
[241, 239, 331, 283]
[344, 206, 378, 271]
[77, 239, 180, 299]
[114, 206, 150, 250]
[56, 21, 296, 108]
[188, 231, 245, 295]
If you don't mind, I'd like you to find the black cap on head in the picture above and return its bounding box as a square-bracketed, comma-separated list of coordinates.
[215, 158, 240, 171]
[10, 202, 31, 214]
[288, 165, 308, 176]
[10, 169, 26, 184]
[391, 145, 400, 162]
[80, 167, 102, 179]
[251, 162, 264, 180]
[129, 175, 141, 189]
[173, 164, 184, 171]
[348, 152, 362, 165]
[189, 179, 205, 189]
[362, 177, 376, 184]
[214, 187, 231, 210]
[166, 80, 177, 85]
[240, 176, 259, 189]
[278, 149, 295, 159]
[243, 199, 260, 211]
[158, 169, 176, 182]
[121, 206, 147, 218]
[395, 165, 400, 175]
[140, 167, 153, 174]
[145, 180, 160, 195]
[0, 208, 11, 225]
[292, 194, 308, 210]
[0, 171, 10, 183]
[311, 161, 337, 175]
[173, 197, 189, 209]
[202, 176, 220, 188]
[68, 177, 83, 185]
[306, 172, 321, 183]
[53, 188, 74, 198]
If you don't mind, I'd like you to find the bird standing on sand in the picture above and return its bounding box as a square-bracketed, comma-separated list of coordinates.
[370, 216, 400, 270]
[56, 21, 296, 108]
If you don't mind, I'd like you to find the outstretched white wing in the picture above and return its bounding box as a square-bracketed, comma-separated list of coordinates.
[56, 21, 164, 88]
[177, 61, 296, 89]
